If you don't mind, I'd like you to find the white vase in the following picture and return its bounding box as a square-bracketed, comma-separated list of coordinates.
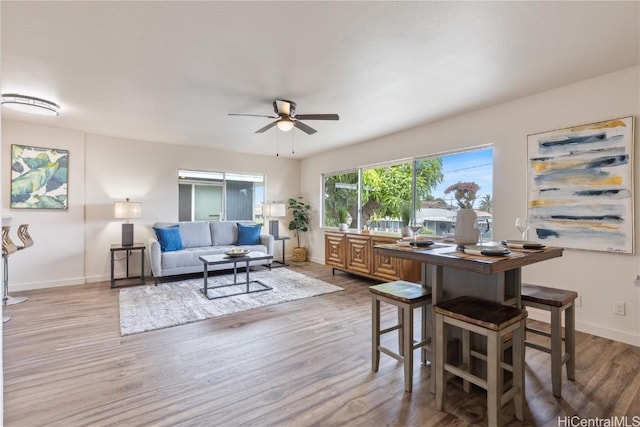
[339, 223, 348, 232]
[454, 208, 478, 247]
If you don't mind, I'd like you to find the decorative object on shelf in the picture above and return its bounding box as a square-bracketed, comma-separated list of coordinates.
[337, 206, 349, 231]
[264, 202, 287, 238]
[287, 197, 310, 262]
[114, 198, 142, 247]
[1, 93, 59, 116]
[10, 144, 69, 209]
[445, 181, 480, 248]
[527, 116, 634, 253]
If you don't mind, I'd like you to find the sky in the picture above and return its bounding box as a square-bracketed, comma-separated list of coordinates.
[432, 147, 493, 207]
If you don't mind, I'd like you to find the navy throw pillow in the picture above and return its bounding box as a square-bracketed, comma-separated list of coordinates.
[153, 225, 184, 252]
[237, 223, 261, 245]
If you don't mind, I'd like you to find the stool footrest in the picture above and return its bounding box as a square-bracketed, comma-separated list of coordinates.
[525, 341, 552, 354]
[413, 338, 431, 351]
[501, 386, 521, 407]
[469, 350, 514, 373]
[444, 363, 488, 390]
[380, 324, 400, 335]
[379, 346, 403, 362]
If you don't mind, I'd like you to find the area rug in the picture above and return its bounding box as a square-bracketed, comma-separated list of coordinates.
[119, 268, 343, 336]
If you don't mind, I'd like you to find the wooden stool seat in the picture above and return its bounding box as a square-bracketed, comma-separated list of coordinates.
[370, 280, 432, 392]
[434, 296, 527, 427]
[521, 283, 577, 398]
[434, 296, 528, 331]
[521, 284, 577, 307]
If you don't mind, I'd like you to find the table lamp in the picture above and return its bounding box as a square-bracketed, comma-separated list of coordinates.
[264, 202, 286, 238]
[114, 198, 142, 246]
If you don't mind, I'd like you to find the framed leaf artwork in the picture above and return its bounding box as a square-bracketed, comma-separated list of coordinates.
[10, 144, 69, 209]
[527, 116, 634, 253]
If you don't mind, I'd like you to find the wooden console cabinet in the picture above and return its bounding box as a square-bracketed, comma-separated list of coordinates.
[324, 231, 420, 283]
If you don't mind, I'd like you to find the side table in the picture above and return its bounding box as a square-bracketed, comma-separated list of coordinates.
[272, 236, 290, 268]
[110, 243, 146, 288]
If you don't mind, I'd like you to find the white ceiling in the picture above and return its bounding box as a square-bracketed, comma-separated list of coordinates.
[2, 1, 638, 159]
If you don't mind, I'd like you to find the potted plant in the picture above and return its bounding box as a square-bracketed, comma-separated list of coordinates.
[287, 197, 311, 262]
[337, 206, 349, 232]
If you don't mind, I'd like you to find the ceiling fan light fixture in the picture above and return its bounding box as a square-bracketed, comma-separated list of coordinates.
[1, 93, 60, 116]
[276, 118, 294, 132]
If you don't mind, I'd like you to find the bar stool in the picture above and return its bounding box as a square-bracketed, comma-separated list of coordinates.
[16, 224, 34, 251]
[2, 225, 29, 307]
[521, 283, 577, 397]
[370, 280, 432, 392]
[434, 296, 527, 427]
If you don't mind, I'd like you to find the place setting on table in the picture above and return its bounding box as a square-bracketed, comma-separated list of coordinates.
[385, 215, 554, 267]
[450, 216, 549, 261]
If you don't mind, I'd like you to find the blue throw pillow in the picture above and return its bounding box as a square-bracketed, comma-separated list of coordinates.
[153, 225, 184, 252]
[237, 223, 261, 245]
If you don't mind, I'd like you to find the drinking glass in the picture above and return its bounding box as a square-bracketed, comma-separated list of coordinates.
[515, 217, 530, 240]
[409, 218, 422, 246]
[475, 218, 490, 245]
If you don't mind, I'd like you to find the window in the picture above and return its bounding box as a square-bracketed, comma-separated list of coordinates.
[178, 170, 265, 222]
[323, 170, 359, 229]
[322, 146, 493, 238]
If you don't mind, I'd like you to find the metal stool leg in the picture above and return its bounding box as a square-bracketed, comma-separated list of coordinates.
[3, 255, 27, 306]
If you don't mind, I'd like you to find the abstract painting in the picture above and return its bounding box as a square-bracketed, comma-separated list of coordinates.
[527, 117, 634, 253]
[10, 144, 69, 209]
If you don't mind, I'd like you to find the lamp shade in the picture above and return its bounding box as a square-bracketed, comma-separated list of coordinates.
[114, 199, 142, 220]
[264, 203, 286, 217]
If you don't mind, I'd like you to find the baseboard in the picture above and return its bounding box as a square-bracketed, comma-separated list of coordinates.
[10, 276, 86, 291]
[526, 307, 639, 347]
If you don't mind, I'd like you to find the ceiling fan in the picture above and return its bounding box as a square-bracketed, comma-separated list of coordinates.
[229, 99, 339, 135]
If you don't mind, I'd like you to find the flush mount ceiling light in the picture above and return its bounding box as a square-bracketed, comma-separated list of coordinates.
[1, 93, 59, 116]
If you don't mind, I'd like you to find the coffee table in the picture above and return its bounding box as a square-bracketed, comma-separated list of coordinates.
[199, 251, 273, 300]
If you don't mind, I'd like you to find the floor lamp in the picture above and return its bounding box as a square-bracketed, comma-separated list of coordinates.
[264, 203, 286, 238]
[114, 198, 142, 246]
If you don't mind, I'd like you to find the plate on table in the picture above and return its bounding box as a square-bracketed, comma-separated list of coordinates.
[463, 245, 511, 256]
[502, 240, 545, 250]
[224, 249, 250, 257]
[410, 240, 435, 247]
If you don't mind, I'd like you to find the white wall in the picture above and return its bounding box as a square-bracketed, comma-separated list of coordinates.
[300, 66, 640, 346]
[1, 123, 300, 287]
[2, 122, 86, 288]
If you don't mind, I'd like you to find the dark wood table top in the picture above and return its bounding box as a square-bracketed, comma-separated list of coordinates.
[374, 242, 563, 275]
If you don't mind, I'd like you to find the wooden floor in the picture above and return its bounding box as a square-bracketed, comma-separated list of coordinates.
[3, 262, 640, 426]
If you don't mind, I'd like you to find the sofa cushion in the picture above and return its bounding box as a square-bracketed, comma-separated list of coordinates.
[210, 221, 237, 245]
[237, 223, 261, 245]
[153, 225, 184, 252]
[179, 221, 212, 248]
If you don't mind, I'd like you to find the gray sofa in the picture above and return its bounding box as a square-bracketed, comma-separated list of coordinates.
[147, 221, 274, 284]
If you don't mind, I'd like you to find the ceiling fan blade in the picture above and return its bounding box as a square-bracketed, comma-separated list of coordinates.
[293, 114, 339, 121]
[255, 121, 278, 133]
[294, 120, 317, 135]
[229, 113, 278, 119]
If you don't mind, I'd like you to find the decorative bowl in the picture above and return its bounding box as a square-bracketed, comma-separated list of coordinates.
[224, 249, 249, 257]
